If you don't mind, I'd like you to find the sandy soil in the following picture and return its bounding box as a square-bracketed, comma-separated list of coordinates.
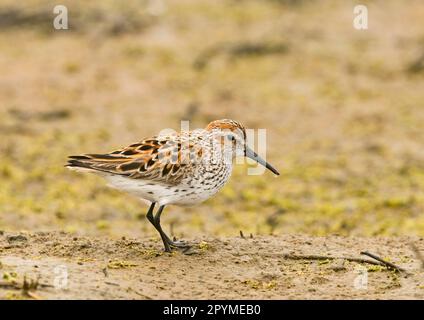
[0, 231, 423, 300]
[0, 1, 423, 301]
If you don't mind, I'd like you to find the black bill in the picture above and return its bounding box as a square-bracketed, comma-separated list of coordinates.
[245, 146, 279, 175]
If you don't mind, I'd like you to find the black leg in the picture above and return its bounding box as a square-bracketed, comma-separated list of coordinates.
[152, 205, 170, 241]
[145, 202, 156, 226]
[145, 203, 171, 252]
[152, 205, 172, 252]
[153, 206, 191, 249]
[145, 203, 190, 252]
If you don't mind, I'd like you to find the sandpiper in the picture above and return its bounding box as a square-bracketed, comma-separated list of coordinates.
[66, 119, 279, 252]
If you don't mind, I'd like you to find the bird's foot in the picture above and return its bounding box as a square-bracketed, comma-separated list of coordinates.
[167, 237, 191, 250]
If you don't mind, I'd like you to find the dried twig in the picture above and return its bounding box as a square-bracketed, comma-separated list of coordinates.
[0, 281, 20, 290]
[25, 291, 42, 300]
[128, 287, 152, 300]
[280, 253, 386, 266]
[239, 230, 245, 239]
[360, 251, 406, 273]
[251, 252, 387, 266]
[22, 275, 42, 299]
[0, 280, 52, 290]
[0, 275, 51, 300]
[105, 281, 120, 286]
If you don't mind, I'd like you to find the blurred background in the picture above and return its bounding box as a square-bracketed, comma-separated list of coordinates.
[0, 0, 423, 239]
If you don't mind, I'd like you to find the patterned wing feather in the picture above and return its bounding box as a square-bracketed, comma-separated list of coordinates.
[66, 136, 195, 185]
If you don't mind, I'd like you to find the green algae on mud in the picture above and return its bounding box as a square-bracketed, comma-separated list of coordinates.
[0, 0, 424, 239]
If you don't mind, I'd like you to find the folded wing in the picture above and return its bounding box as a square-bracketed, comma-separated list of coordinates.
[66, 137, 190, 185]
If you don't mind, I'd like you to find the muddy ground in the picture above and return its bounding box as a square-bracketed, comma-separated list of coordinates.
[0, 0, 423, 301]
[0, 232, 423, 299]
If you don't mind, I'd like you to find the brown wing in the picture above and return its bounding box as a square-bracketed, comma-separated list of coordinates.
[66, 136, 194, 185]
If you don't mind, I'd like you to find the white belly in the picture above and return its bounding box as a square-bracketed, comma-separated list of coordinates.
[105, 174, 229, 207]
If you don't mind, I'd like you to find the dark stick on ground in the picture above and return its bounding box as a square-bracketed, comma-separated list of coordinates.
[0, 279, 53, 291]
[360, 251, 407, 273]
[105, 281, 120, 286]
[239, 230, 245, 239]
[279, 253, 386, 267]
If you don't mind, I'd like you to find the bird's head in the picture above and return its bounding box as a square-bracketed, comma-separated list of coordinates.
[205, 119, 279, 175]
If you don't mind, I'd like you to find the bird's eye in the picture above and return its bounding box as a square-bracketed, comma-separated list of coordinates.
[227, 135, 235, 141]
